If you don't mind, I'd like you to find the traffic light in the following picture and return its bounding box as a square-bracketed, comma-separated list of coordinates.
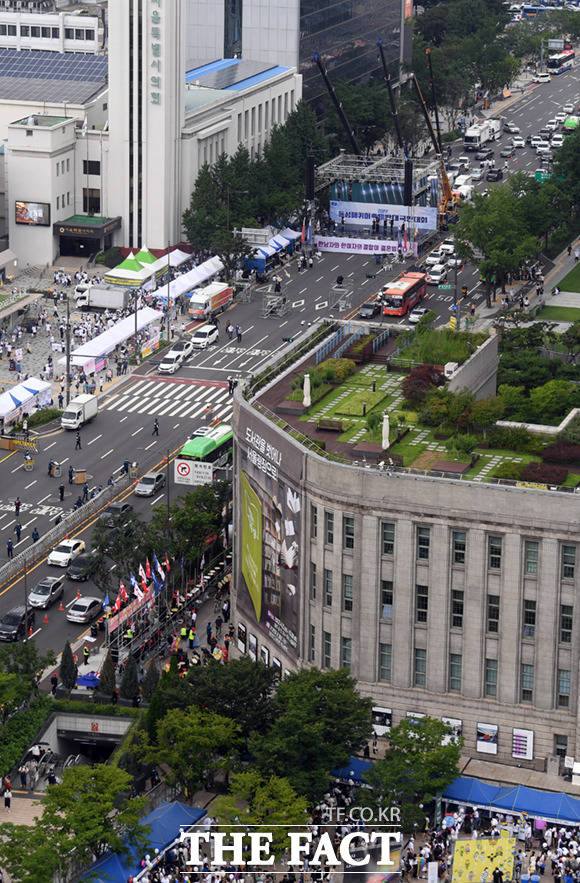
[282, 336, 294, 343]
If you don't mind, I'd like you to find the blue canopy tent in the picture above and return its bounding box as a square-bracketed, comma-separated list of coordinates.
[443, 776, 580, 825]
[332, 756, 374, 784]
[82, 801, 206, 882]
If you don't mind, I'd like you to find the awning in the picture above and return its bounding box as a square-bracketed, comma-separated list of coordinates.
[60, 307, 163, 370]
[258, 245, 277, 258]
[280, 226, 301, 240]
[168, 248, 191, 267]
[332, 756, 373, 784]
[0, 377, 51, 421]
[82, 801, 206, 882]
[270, 235, 291, 250]
[443, 776, 580, 825]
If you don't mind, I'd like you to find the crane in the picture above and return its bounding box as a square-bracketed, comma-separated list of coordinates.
[411, 72, 455, 225]
[376, 38, 405, 152]
[312, 53, 361, 156]
[425, 49, 443, 154]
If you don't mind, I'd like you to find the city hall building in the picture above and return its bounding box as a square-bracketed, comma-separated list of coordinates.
[232, 333, 580, 772]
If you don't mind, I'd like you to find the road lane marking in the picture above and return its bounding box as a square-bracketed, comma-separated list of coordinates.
[150, 493, 164, 506]
[100, 449, 114, 459]
[10, 464, 22, 474]
[87, 434, 102, 446]
[25, 480, 37, 490]
[144, 441, 157, 451]
[131, 427, 143, 437]
[43, 442, 57, 452]
[316, 275, 324, 282]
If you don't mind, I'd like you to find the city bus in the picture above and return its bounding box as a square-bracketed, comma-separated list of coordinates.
[520, 5, 549, 16]
[174, 424, 233, 486]
[547, 49, 575, 74]
[380, 272, 427, 317]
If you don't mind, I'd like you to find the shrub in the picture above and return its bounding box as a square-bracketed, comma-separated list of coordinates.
[98, 650, 116, 696]
[560, 414, 580, 445]
[446, 434, 479, 457]
[0, 697, 52, 777]
[120, 655, 140, 700]
[402, 364, 445, 404]
[319, 358, 355, 383]
[543, 441, 580, 464]
[366, 412, 381, 433]
[520, 462, 568, 484]
[494, 461, 524, 480]
[95, 246, 123, 267]
[60, 641, 77, 691]
[488, 425, 534, 452]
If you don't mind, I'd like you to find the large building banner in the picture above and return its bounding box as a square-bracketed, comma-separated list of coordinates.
[237, 413, 303, 659]
[330, 200, 438, 230]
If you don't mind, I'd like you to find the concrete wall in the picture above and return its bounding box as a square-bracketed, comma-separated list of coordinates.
[447, 332, 499, 400]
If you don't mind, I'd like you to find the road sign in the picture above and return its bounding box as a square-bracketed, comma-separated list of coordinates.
[548, 38, 564, 50]
[438, 283, 453, 290]
[174, 458, 213, 486]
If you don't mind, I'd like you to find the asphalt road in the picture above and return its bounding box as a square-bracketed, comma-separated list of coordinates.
[0, 65, 578, 657]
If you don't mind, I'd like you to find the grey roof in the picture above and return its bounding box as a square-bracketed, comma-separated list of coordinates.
[186, 58, 279, 90]
[0, 49, 107, 104]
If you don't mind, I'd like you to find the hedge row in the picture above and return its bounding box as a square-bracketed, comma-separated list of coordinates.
[0, 697, 52, 777]
[520, 462, 568, 485]
[543, 441, 580, 464]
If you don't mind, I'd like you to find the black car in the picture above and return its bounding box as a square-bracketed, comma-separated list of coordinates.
[486, 168, 504, 181]
[99, 501, 133, 529]
[476, 147, 494, 160]
[0, 606, 35, 641]
[67, 553, 96, 581]
[538, 129, 550, 140]
[358, 302, 380, 319]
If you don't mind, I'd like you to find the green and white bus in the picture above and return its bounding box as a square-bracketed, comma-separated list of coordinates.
[174, 424, 233, 486]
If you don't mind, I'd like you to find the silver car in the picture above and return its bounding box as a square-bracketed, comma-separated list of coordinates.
[28, 576, 65, 609]
[134, 470, 166, 497]
[66, 596, 103, 624]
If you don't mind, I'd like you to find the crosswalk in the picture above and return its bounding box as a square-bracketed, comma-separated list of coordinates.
[102, 379, 233, 421]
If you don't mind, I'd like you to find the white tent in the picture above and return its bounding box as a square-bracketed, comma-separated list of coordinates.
[168, 249, 191, 267]
[60, 307, 163, 371]
[0, 377, 52, 424]
[280, 227, 301, 240]
[153, 257, 224, 304]
[269, 235, 291, 250]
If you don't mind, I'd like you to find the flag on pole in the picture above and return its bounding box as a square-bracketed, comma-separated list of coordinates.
[134, 583, 144, 602]
[138, 563, 147, 583]
[307, 220, 312, 244]
[301, 219, 306, 242]
[200, 553, 205, 571]
[119, 580, 128, 602]
[151, 570, 161, 591]
[165, 553, 171, 572]
[141, 574, 148, 592]
[146, 558, 151, 579]
[154, 552, 165, 581]
[130, 573, 139, 594]
[104, 592, 110, 608]
[81, 116, 88, 137]
[404, 227, 407, 251]
[114, 595, 121, 612]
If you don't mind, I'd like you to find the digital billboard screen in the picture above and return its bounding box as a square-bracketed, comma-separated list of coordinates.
[15, 201, 51, 226]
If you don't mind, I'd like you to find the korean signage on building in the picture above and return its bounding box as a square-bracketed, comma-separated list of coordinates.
[330, 200, 437, 230]
[315, 236, 418, 256]
[149, 0, 162, 105]
[237, 411, 303, 659]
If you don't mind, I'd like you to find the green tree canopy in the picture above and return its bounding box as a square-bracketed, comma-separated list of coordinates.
[249, 668, 372, 801]
[365, 716, 461, 832]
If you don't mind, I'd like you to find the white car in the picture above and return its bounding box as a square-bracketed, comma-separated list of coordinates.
[440, 238, 456, 255]
[447, 254, 462, 267]
[408, 306, 429, 324]
[167, 339, 194, 361]
[425, 248, 447, 266]
[512, 136, 525, 148]
[545, 119, 558, 132]
[47, 538, 85, 568]
[564, 103, 575, 114]
[535, 72, 551, 83]
[555, 112, 567, 123]
[191, 325, 219, 349]
[471, 167, 484, 181]
[551, 133, 564, 147]
[536, 142, 552, 155]
[530, 135, 543, 147]
[426, 264, 447, 284]
[158, 352, 184, 374]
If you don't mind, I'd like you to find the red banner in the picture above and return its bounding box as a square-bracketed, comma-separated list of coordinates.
[107, 585, 153, 634]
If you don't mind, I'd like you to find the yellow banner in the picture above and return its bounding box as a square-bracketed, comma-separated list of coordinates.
[452, 837, 515, 883]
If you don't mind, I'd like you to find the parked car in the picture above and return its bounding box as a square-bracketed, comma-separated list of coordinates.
[134, 470, 166, 497]
[475, 147, 494, 161]
[158, 352, 184, 375]
[504, 121, 520, 134]
[563, 103, 574, 114]
[408, 306, 429, 324]
[67, 553, 97, 582]
[486, 168, 504, 181]
[535, 72, 551, 83]
[545, 119, 559, 132]
[440, 238, 456, 255]
[99, 501, 133, 527]
[470, 166, 484, 181]
[551, 133, 564, 148]
[66, 596, 103, 625]
[538, 129, 550, 141]
[426, 264, 448, 284]
[512, 136, 525, 148]
[47, 538, 85, 567]
[166, 339, 194, 360]
[357, 301, 381, 319]
[500, 146, 514, 158]
[0, 606, 35, 641]
[530, 135, 543, 147]
[555, 112, 567, 123]
[191, 325, 219, 349]
[28, 576, 64, 609]
[536, 142, 552, 155]
[447, 254, 462, 267]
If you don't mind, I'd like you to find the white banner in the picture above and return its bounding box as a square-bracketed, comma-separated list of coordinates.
[174, 458, 213, 486]
[330, 200, 438, 230]
[315, 235, 417, 256]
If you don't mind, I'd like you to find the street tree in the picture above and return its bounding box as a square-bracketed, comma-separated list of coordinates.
[458, 188, 539, 306]
[187, 656, 278, 744]
[214, 770, 308, 860]
[468, 395, 505, 436]
[365, 716, 461, 833]
[249, 668, 372, 801]
[561, 321, 580, 364]
[98, 649, 116, 697]
[210, 228, 253, 284]
[120, 655, 139, 701]
[0, 640, 55, 691]
[0, 765, 147, 882]
[59, 640, 77, 692]
[144, 707, 241, 796]
[141, 659, 160, 702]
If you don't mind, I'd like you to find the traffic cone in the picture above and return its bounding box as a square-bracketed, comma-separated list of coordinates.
[76, 589, 81, 599]
[43, 613, 48, 624]
[28, 625, 33, 636]
[58, 600, 64, 612]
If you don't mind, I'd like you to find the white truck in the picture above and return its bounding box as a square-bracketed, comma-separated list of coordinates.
[61, 393, 98, 430]
[463, 118, 501, 151]
[188, 282, 234, 321]
[74, 284, 132, 311]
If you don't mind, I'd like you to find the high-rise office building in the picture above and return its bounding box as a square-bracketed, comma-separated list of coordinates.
[186, 0, 412, 107]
